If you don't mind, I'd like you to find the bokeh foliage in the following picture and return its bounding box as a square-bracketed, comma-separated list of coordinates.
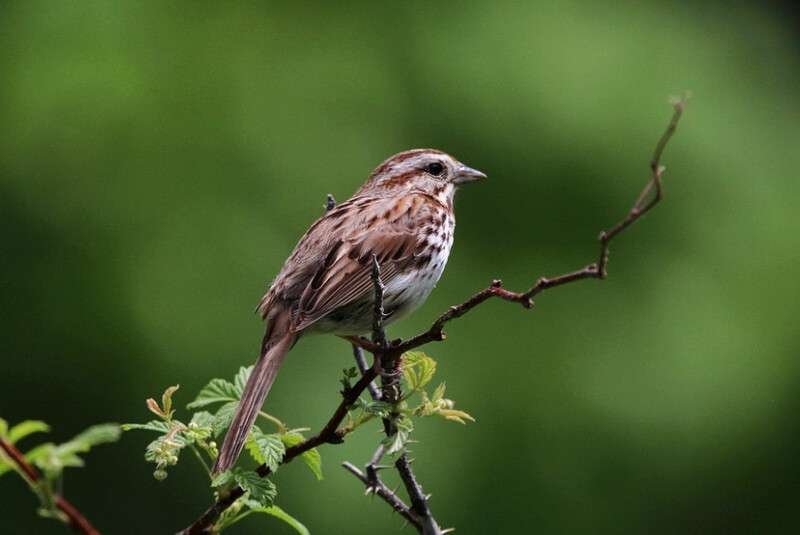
[1, 1, 799, 533]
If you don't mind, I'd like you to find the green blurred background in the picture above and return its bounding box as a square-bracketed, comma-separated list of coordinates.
[2, 1, 799, 533]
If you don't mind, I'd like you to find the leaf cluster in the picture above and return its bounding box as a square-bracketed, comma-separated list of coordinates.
[345, 351, 474, 455]
[122, 367, 314, 534]
[0, 418, 120, 526]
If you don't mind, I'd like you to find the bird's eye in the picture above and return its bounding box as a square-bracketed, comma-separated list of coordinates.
[425, 162, 445, 176]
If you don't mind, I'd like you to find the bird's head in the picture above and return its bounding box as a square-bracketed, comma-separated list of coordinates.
[360, 149, 486, 200]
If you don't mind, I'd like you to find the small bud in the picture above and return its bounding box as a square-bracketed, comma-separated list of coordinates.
[153, 469, 168, 481]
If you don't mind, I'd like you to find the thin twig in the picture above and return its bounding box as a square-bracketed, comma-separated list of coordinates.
[342, 462, 422, 529]
[352, 344, 381, 400]
[0, 438, 101, 535]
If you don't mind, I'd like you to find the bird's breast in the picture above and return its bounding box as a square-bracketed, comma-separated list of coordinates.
[382, 212, 455, 323]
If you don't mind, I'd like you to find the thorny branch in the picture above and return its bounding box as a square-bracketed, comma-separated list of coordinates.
[0, 437, 100, 535]
[179, 98, 687, 534]
[341, 462, 421, 529]
[343, 258, 443, 534]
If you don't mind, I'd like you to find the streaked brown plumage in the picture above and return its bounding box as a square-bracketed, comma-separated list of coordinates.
[213, 148, 486, 474]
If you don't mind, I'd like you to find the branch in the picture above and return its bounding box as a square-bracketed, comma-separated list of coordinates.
[342, 258, 443, 534]
[352, 344, 381, 400]
[350, 97, 687, 356]
[342, 462, 422, 529]
[0, 438, 101, 535]
[395, 455, 442, 535]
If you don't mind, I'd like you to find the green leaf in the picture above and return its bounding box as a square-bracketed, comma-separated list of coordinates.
[67, 424, 122, 451]
[23, 443, 55, 465]
[402, 351, 437, 392]
[244, 501, 310, 535]
[382, 416, 414, 455]
[34, 424, 120, 477]
[414, 382, 476, 424]
[363, 400, 392, 418]
[211, 469, 234, 488]
[280, 432, 322, 480]
[8, 421, 50, 444]
[187, 378, 239, 409]
[189, 411, 215, 428]
[438, 408, 476, 425]
[340, 366, 358, 391]
[121, 420, 171, 433]
[233, 366, 253, 397]
[0, 418, 8, 438]
[1, 442, 55, 478]
[299, 448, 322, 481]
[246, 428, 285, 472]
[144, 432, 187, 478]
[184, 411, 214, 444]
[430, 382, 446, 403]
[234, 468, 277, 507]
[211, 402, 238, 436]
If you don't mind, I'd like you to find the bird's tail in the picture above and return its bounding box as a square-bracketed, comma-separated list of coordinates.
[212, 330, 295, 474]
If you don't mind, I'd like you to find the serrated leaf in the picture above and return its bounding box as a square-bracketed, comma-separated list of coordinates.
[187, 379, 239, 409]
[8, 421, 50, 444]
[363, 400, 392, 418]
[382, 416, 414, 455]
[121, 420, 171, 433]
[234, 468, 277, 507]
[23, 443, 55, 465]
[212, 402, 238, 436]
[233, 366, 253, 397]
[280, 432, 322, 480]
[383, 431, 408, 456]
[189, 411, 215, 428]
[67, 424, 122, 451]
[33, 424, 120, 477]
[246, 428, 285, 472]
[299, 447, 322, 481]
[211, 469, 234, 488]
[244, 501, 310, 535]
[402, 351, 437, 392]
[430, 382, 446, 403]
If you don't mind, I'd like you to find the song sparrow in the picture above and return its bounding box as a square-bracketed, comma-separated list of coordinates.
[214, 148, 486, 473]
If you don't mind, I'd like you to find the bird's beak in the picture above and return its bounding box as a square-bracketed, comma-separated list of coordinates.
[453, 164, 487, 185]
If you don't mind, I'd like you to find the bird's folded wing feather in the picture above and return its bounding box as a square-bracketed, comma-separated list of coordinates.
[291, 196, 432, 332]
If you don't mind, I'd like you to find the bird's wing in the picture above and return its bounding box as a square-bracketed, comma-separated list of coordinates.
[291, 194, 437, 332]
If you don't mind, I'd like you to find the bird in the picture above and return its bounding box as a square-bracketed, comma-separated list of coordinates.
[213, 148, 486, 474]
